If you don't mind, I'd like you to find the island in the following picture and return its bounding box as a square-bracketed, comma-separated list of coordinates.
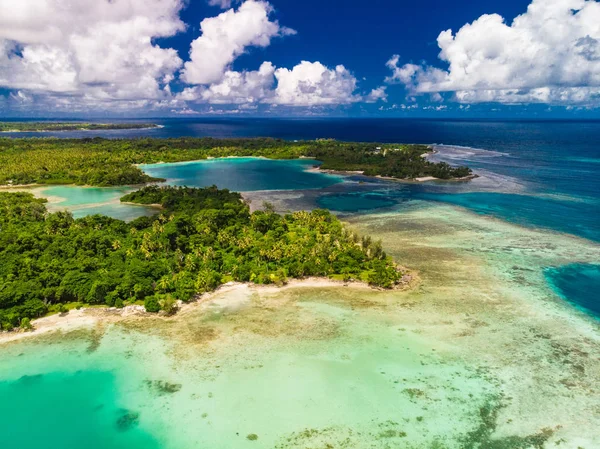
[0, 186, 406, 331]
[0, 137, 472, 186]
[0, 122, 160, 132]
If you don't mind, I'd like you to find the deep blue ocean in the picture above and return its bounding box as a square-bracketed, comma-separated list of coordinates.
[3, 118, 599, 316]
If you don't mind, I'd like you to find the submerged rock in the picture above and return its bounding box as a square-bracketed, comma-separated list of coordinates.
[116, 410, 140, 431]
[144, 379, 182, 395]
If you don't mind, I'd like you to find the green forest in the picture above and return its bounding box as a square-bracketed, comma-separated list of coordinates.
[0, 137, 472, 186]
[0, 122, 158, 132]
[0, 186, 402, 330]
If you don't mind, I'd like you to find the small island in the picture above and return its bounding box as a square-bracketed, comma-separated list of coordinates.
[0, 186, 406, 330]
[0, 137, 472, 186]
[0, 122, 159, 132]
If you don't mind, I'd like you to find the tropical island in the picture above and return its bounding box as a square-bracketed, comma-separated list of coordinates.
[0, 137, 472, 187]
[0, 186, 405, 331]
[0, 122, 160, 132]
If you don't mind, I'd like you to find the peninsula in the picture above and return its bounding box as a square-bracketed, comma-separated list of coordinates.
[0, 137, 472, 186]
[0, 186, 404, 331]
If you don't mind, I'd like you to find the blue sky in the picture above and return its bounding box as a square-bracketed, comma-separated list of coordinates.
[1, 0, 599, 117]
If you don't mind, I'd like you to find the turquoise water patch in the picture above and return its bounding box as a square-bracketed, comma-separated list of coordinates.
[544, 264, 600, 318]
[0, 371, 159, 449]
[40, 186, 134, 206]
[140, 158, 342, 191]
[317, 192, 398, 212]
[417, 192, 600, 242]
[37, 186, 157, 221]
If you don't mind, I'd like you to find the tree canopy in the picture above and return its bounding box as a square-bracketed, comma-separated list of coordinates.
[0, 186, 402, 330]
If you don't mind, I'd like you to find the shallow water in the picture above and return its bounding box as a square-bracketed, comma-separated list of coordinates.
[36, 185, 158, 221]
[39, 185, 134, 206]
[0, 289, 499, 449]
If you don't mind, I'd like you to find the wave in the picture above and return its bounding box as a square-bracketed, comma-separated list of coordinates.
[429, 144, 510, 161]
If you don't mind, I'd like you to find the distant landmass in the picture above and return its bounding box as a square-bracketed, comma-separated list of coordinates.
[0, 122, 159, 132]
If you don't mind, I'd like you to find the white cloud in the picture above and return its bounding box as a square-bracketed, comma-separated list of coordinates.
[181, 1, 295, 85]
[180, 61, 275, 104]
[180, 60, 362, 106]
[171, 107, 201, 115]
[273, 61, 358, 106]
[366, 86, 388, 103]
[387, 0, 600, 105]
[0, 0, 185, 104]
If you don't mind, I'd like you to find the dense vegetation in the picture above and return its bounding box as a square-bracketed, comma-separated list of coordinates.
[0, 186, 402, 330]
[0, 137, 471, 186]
[0, 122, 158, 132]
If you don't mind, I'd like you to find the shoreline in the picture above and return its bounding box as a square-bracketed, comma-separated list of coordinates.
[0, 276, 419, 345]
[312, 165, 479, 183]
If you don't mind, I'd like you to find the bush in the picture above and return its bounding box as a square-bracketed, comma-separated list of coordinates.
[20, 317, 33, 331]
[160, 295, 178, 316]
[144, 296, 161, 313]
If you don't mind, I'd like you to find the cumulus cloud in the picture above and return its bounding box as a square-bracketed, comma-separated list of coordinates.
[179, 60, 363, 106]
[180, 61, 276, 104]
[387, 0, 600, 105]
[365, 87, 388, 103]
[0, 0, 185, 104]
[181, 0, 295, 85]
[273, 61, 358, 105]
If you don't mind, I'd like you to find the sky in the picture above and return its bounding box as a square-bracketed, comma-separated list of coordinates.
[0, 0, 599, 118]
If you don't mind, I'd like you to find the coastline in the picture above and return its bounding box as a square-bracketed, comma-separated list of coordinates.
[0, 183, 43, 190]
[311, 165, 479, 183]
[0, 276, 419, 345]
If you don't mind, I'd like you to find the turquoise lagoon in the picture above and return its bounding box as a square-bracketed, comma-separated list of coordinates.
[33, 158, 341, 221]
[139, 157, 341, 191]
[37, 185, 158, 221]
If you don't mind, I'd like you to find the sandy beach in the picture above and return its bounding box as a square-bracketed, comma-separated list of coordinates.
[0, 277, 417, 346]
